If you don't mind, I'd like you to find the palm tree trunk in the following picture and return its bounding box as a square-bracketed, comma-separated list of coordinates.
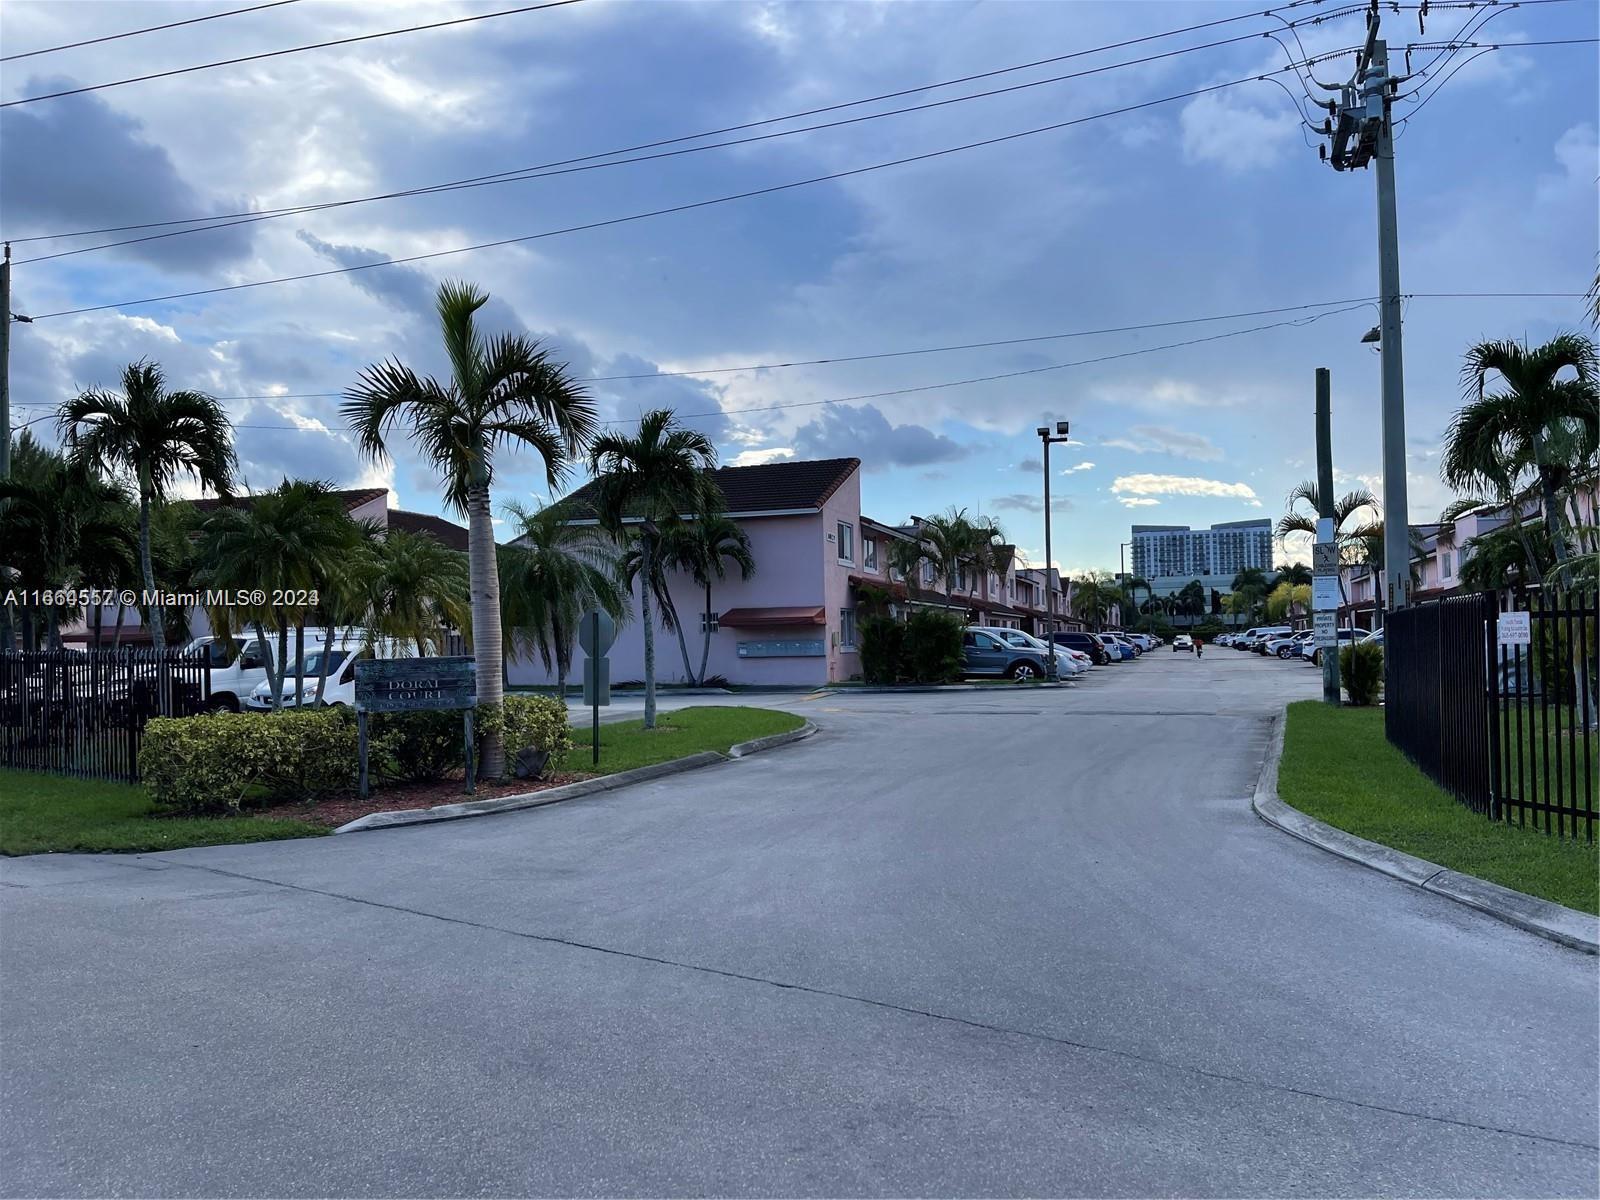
[315, 622, 336, 704]
[1537, 473, 1573, 585]
[274, 612, 289, 712]
[253, 618, 282, 704]
[137, 486, 165, 654]
[465, 473, 505, 778]
[662, 586, 695, 685]
[293, 621, 306, 707]
[640, 531, 657, 730]
[698, 579, 713, 686]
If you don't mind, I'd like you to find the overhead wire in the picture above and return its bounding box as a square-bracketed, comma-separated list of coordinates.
[0, 0, 588, 108]
[0, 0, 303, 62]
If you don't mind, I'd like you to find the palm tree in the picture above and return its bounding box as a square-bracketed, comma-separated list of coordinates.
[58, 360, 236, 653]
[359, 527, 471, 658]
[1279, 562, 1313, 586]
[657, 506, 756, 685]
[197, 482, 353, 709]
[500, 500, 626, 698]
[618, 527, 697, 685]
[1447, 334, 1600, 585]
[587, 410, 720, 730]
[1277, 482, 1382, 619]
[342, 280, 596, 778]
[1071, 571, 1116, 631]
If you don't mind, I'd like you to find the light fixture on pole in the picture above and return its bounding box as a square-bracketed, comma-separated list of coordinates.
[1037, 420, 1071, 681]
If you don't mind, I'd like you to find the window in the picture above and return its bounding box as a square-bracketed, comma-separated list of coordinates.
[839, 608, 857, 650]
[958, 565, 971, 591]
[700, 611, 719, 633]
[1441, 551, 1453, 578]
[1007, 579, 1015, 599]
[989, 572, 999, 594]
[922, 561, 936, 585]
[863, 538, 877, 570]
[836, 521, 855, 564]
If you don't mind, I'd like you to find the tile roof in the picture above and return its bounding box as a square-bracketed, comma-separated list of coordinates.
[559, 457, 859, 519]
[187, 487, 389, 514]
[387, 508, 469, 551]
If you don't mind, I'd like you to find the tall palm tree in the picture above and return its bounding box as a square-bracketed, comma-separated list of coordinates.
[1447, 334, 1600, 585]
[587, 410, 720, 730]
[500, 500, 626, 698]
[618, 527, 697, 684]
[58, 360, 236, 653]
[342, 280, 596, 777]
[918, 508, 1005, 596]
[359, 526, 471, 658]
[657, 506, 757, 685]
[1071, 571, 1116, 631]
[1277, 482, 1382, 618]
[1278, 562, 1313, 586]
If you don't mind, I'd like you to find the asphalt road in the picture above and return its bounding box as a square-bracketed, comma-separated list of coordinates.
[3, 649, 1596, 1197]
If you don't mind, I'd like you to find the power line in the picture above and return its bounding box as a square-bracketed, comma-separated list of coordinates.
[6, 0, 1345, 248]
[0, 0, 587, 108]
[0, 0, 303, 62]
[25, 61, 1359, 321]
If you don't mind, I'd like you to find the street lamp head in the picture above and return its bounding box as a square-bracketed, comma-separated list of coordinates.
[1055, 421, 1069, 436]
[1360, 326, 1380, 344]
[1035, 426, 1050, 438]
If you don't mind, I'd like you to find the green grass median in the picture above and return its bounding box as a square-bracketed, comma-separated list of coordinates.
[0, 771, 327, 857]
[575, 705, 805, 774]
[1277, 700, 1599, 914]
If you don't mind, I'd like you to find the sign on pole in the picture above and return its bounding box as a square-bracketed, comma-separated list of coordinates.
[354, 656, 478, 799]
[1312, 543, 1339, 575]
[1312, 575, 1340, 611]
[1314, 611, 1337, 647]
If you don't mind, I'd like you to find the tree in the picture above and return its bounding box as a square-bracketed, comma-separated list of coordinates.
[1071, 571, 1116, 631]
[500, 500, 626, 698]
[357, 526, 470, 659]
[1174, 579, 1207, 626]
[656, 506, 756, 685]
[197, 481, 353, 709]
[1278, 562, 1312, 586]
[918, 508, 1006, 597]
[1277, 482, 1382, 620]
[342, 280, 595, 778]
[1448, 334, 1600, 586]
[587, 410, 720, 730]
[58, 360, 236, 652]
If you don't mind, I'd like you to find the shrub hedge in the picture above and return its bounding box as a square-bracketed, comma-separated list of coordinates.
[140, 695, 574, 814]
[1339, 641, 1384, 706]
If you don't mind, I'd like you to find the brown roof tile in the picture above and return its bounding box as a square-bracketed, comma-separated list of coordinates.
[559, 457, 859, 519]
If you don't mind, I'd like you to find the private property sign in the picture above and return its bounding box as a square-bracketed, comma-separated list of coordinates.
[1496, 611, 1532, 646]
[355, 656, 476, 713]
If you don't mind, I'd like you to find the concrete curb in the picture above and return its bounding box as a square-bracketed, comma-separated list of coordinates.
[816, 682, 1076, 695]
[1250, 709, 1599, 955]
[334, 720, 819, 835]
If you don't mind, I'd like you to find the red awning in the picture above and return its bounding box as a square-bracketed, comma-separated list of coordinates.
[718, 606, 827, 629]
[849, 574, 907, 598]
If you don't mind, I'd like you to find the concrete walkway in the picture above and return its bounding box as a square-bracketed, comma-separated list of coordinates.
[2, 651, 1595, 1196]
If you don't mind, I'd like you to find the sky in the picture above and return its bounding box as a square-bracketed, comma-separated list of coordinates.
[2, 0, 1595, 578]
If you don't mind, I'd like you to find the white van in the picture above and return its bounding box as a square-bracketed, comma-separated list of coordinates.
[183, 635, 282, 711]
[245, 634, 405, 710]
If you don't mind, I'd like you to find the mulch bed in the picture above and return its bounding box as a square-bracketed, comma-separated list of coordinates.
[255, 770, 596, 828]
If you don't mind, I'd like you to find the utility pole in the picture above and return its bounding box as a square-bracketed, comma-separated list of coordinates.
[1314, 368, 1341, 705]
[1, 242, 11, 480]
[1324, 8, 1411, 619]
[1036, 420, 1071, 680]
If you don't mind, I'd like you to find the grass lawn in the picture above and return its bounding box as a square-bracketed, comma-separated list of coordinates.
[574, 705, 804, 774]
[1277, 700, 1599, 914]
[0, 770, 327, 857]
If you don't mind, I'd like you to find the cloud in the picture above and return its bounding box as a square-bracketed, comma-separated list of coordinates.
[1118, 497, 1160, 508]
[729, 447, 795, 466]
[0, 83, 254, 271]
[792, 403, 967, 469]
[1112, 473, 1261, 505]
[989, 493, 1071, 514]
[1101, 424, 1221, 461]
[1178, 87, 1301, 171]
[1063, 460, 1096, 473]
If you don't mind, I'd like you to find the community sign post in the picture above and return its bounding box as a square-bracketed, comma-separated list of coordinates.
[579, 609, 616, 767]
[354, 656, 477, 799]
[1313, 516, 1341, 704]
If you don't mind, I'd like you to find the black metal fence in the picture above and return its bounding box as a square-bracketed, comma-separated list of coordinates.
[0, 648, 212, 783]
[1384, 588, 1596, 841]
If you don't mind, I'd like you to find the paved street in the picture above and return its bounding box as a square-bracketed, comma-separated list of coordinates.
[2, 651, 1596, 1197]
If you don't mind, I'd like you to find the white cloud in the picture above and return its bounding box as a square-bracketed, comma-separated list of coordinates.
[1118, 496, 1160, 508]
[1101, 424, 1221, 461]
[729, 447, 795, 467]
[1179, 87, 1301, 171]
[1112, 473, 1261, 505]
[1064, 461, 1095, 473]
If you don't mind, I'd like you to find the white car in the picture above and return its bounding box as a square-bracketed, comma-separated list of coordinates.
[1265, 632, 1312, 659]
[245, 636, 407, 709]
[977, 627, 1087, 676]
[1173, 634, 1193, 651]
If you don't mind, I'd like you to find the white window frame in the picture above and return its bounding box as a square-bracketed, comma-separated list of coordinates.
[836, 521, 855, 565]
[839, 607, 857, 650]
[700, 611, 719, 634]
[863, 537, 877, 570]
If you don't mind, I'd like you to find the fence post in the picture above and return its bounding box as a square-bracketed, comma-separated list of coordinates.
[1484, 590, 1501, 822]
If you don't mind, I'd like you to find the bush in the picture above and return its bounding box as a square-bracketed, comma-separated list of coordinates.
[141, 709, 358, 814]
[1339, 641, 1384, 706]
[369, 709, 465, 784]
[902, 610, 964, 684]
[858, 615, 904, 684]
[475, 695, 573, 777]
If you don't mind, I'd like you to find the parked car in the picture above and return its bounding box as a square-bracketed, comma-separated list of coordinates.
[1097, 633, 1135, 661]
[245, 635, 404, 709]
[961, 628, 1054, 681]
[1265, 632, 1312, 659]
[1359, 627, 1384, 647]
[1309, 628, 1364, 665]
[1244, 626, 1293, 654]
[1052, 630, 1110, 665]
[1173, 634, 1193, 652]
[181, 634, 286, 711]
[1125, 633, 1157, 652]
[976, 627, 1085, 676]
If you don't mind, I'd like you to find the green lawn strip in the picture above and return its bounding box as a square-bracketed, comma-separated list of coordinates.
[1277, 700, 1599, 915]
[0, 770, 327, 857]
[574, 705, 804, 775]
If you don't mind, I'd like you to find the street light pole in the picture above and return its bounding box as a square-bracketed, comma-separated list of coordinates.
[1037, 421, 1071, 681]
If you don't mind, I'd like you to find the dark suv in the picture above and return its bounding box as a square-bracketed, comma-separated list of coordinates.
[1050, 630, 1109, 665]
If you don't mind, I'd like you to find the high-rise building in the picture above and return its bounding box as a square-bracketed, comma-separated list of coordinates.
[1131, 519, 1273, 595]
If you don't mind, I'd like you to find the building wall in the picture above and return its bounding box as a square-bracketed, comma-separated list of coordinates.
[1132, 519, 1272, 594]
[820, 473, 864, 682]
